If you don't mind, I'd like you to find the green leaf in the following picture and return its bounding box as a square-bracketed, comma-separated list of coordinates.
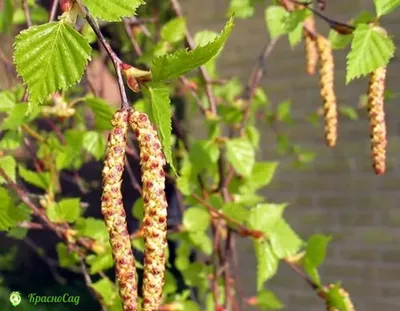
[46, 198, 81, 223]
[305, 234, 331, 267]
[183, 206, 210, 232]
[161, 17, 186, 43]
[245, 125, 260, 149]
[339, 105, 358, 120]
[75, 217, 109, 243]
[0, 131, 23, 151]
[56, 243, 79, 267]
[256, 290, 284, 309]
[0, 0, 13, 33]
[329, 31, 352, 50]
[142, 82, 175, 171]
[0, 103, 30, 130]
[190, 140, 220, 172]
[82, 0, 145, 21]
[13, 21, 92, 109]
[303, 258, 320, 285]
[242, 162, 278, 191]
[276, 100, 292, 124]
[346, 24, 395, 83]
[283, 9, 310, 33]
[163, 270, 178, 296]
[18, 165, 50, 190]
[269, 219, 303, 259]
[227, 0, 254, 19]
[288, 22, 303, 48]
[83, 131, 106, 160]
[86, 252, 114, 274]
[0, 90, 16, 112]
[188, 231, 212, 255]
[222, 202, 249, 223]
[90, 277, 121, 308]
[0, 155, 16, 185]
[247, 203, 286, 233]
[151, 17, 234, 81]
[0, 188, 31, 231]
[265, 6, 287, 39]
[84, 97, 116, 131]
[374, 0, 400, 17]
[225, 137, 255, 177]
[132, 198, 144, 222]
[254, 240, 279, 290]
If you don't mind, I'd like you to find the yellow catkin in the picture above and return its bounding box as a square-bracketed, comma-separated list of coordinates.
[101, 109, 138, 311]
[367, 66, 387, 175]
[304, 17, 319, 75]
[316, 35, 338, 147]
[325, 284, 356, 311]
[129, 110, 168, 311]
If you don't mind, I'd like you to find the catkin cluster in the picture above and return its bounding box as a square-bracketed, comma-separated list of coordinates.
[317, 35, 338, 147]
[367, 66, 387, 175]
[303, 17, 319, 76]
[129, 110, 168, 311]
[325, 284, 355, 311]
[101, 109, 138, 311]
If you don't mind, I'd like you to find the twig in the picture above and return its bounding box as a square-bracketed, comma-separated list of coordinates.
[125, 155, 143, 194]
[22, 0, 32, 27]
[169, 0, 218, 115]
[82, 8, 129, 110]
[48, 0, 60, 22]
[123, 19, 143, 56]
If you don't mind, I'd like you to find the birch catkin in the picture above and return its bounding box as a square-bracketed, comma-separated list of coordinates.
[316, 35, 338, 147]
[367, 66, 387, 175]
[304, 17, 318, 76]
[101, 109, 138, 311]
[129, 110, 168, 311]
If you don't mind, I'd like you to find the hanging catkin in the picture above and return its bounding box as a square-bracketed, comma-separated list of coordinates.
[316, 35, 338, 147]
[129, 110, 168, 311]
[367, 66, 387, 175]
[101, 109, 138, 311]
[304, 17, 319, 76]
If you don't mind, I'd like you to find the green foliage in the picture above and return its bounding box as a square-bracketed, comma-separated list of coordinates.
[227, 0, 255, 19]
[0, 188, 31, 231]
[161, 17, 186, 43]
[265, 6, 287, 39]
[374, 0, 400, 17]
[151, 17, 234, 81]
[225, 137, 255, 177]
[82, 0, 145, 21]
[303, 234, 331, 284]
[0, 155, 16, 185]
[46, 198, 81, 223]
[18, 165, 50, 190]
[256, 290, 284, 309]
[84, 97, 116, 130]
[183, 206, 210, 232]
[13, 21, 92, 111]
[346, 24, 395, 83]
[83, 131, 106, 160]
[254, 240, 279, 290]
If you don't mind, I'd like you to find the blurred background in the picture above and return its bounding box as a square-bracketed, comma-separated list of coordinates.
[1, 0, 400, 310]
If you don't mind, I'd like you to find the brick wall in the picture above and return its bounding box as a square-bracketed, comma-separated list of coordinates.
[182, 0, 400, 310]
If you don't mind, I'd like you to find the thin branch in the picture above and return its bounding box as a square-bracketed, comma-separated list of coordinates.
[22, 0, 32, 27]
[48, 0, 60, 22]
[169, 0, 218, 115]
[125, 156, 143, 195]
[123, 19, 143, 56]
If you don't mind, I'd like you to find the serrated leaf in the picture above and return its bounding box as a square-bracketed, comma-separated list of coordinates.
[265, 6, 287, 39]
[225, 137, 255, 177]
[0, 155, 16, 185]
[161, 17, 186, 43]
[75, 217, 109, 242]
[82, 0, 144, 21]
[346, 24, 395, 83]
[329, 30, 352, 50]
[83, 131, 106, 160]
[183, 206, 210, 232]
[227, 0, 254, 19]
[269, 219, 303, 259]
[151, 17, 234, 81]
[305, 234, 331, 267]
[13, 21, 92, 109]
[288, 22, 303, 48]
[86, 252, 114, 274]
[256, 290, 284, 309]
[47, 198, 81, 223]
[0, 103, 30, 130]
[56, 242, 79, 267]
[242, 162, 278, 191]
[0, 90, 16, 112]
[254, 240, 279, 290]
[190, 140, 220, 172]
[84, 97, 116, 130]
[283, 9, 310, 33]
[142, 82, 175, 172]
[222, 202, 249, 223]
[0, 188, 31, 231]
[374, 0, 400, 17]
[247, 203, 286, 232]
[0, 131, 23, 150]
[18, 165, 50, 190]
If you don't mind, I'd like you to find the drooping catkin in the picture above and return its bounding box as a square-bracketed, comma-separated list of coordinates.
[316, 35, 338, 147]
[101, 109, 138, 311]
[129, 110, 168, 311]
[367, 66, 387, 175]
[304, 17, 319, 76]
[325, 284, 355, 311]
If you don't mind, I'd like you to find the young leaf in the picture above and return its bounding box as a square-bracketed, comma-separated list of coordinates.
[256, 290, 284, 310]
[288, 22, 303, 48]
[0, 131, 22, 151]
[0, 188, 31, 231]
[82, 0, 145, 21]
[183, 206, 210, 232]
[161, 17, 186, 43]
[269, 219, 303, 259]
[46, 198, 81, 223]
[56, 243, 80, 267]
[142, 82, 175, 171]
[222, 202, 249, 223]
[254, 240, 279, 290]
[374, 0, 400, 17]
[242, 162, 278, 191]
[0, 155, 16, 185]
[13, 21, 92, 110]
[86, 252, 114, 274]
[0, 90, 16, 112]
[225, 137, 255, 177]
[75, 217, 109, 242]
[305, 234, 331, 267]
[265, 6, 287, 39]
[151, 17, 234, 82]
[18, 165, 50, 190]
[84, 97, 116, 130]
[83, 131, 106, 160]
[227, 0, 254, 19]
[346, 24, 395, 83]
[247, 203, 287, 233]
[0, 103, 30, 130]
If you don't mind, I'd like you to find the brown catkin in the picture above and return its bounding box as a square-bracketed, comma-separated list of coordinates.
[304, 17, 319, 75]
[129, 110, 168, 311]
[367, 66, 387, 175]
[316, 35, 338, 147]
[325, 284, 355, 311]
[101, 109, 138, 311]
